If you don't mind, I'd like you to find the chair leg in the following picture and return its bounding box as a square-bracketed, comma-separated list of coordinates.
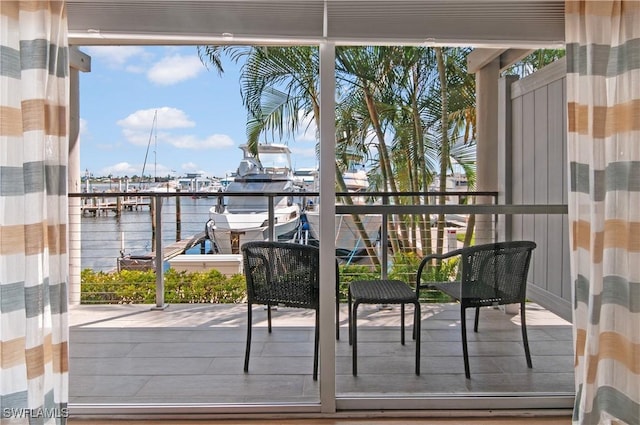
[352, 301, 360, 376]
[348, 289, 353, 345]
[474, 306, 480, 332]
[520, 301, 533, 368]
[244, 303, 253, 373]
[336, 263, 340, 341]
[412, 307, 417, 340]
[313, 309, 320, 380]
[267, 304, 272, 333]
[336, 293, 340, 341]
[461, 306, 471, 379]
[400, 304, 405, 345]
[414, 301, 421, 375]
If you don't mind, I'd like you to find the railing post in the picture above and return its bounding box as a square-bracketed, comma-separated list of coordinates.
[494, 193, 499, 243]
[268, 194, 275, 241]
[381, 194, 389, 279]
[176, 188, 181, 242]
[152, 195, 167, 310]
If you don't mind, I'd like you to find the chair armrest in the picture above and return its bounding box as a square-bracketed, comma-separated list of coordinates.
[415, 248, 465, 290]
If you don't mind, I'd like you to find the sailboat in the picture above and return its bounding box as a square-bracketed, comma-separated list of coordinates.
[140, 110, 166, 191]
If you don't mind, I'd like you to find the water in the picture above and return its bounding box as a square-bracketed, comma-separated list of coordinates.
[79, 189, 215, 272]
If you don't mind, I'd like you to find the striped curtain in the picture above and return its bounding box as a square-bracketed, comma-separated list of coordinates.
[0, 2, 69, 424]
[566, 1, 640, 424]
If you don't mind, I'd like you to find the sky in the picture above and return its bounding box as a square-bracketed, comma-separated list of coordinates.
[79, 45, 319, 179]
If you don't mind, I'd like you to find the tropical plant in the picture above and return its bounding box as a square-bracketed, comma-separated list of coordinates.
[199, 45, 383, 263]
[504, 48, 566, 78]
[198, 45, 479, 264]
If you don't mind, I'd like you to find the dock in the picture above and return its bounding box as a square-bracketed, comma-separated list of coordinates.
[81, 196, 150, 216]
[161, 232, 209, 260]
[117, 232, 208, 272]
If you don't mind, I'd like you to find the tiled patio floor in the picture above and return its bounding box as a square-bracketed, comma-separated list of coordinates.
[69, 302, 574, 405]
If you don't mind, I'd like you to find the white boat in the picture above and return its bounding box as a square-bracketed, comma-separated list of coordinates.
[147, 175, 225, 195]
[303, 167, 382, 263]
[147, 180, 181, 192]
[205, 144, 301, 254]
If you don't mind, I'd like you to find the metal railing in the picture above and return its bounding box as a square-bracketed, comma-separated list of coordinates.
[68, 190, 567, 307]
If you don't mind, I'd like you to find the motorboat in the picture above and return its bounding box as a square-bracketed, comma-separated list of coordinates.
[147, 180, 181, 192]
[147, 175, 223, 195]
[205, 144, 301, 254]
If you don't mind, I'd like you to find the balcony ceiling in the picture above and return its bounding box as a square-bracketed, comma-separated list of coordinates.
[67, 0, 565, 48]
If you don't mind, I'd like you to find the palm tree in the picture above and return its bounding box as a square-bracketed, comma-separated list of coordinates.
[335, 46, 417, 254]
[504, 48, 565, 78]
[198, 45, 479, 261]
[199, 45, 382, 263]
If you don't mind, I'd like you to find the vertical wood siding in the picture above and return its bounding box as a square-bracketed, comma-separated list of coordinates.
[507, 58, 571, 320]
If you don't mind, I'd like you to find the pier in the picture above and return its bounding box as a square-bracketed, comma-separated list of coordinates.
[117, 232, 208, 272]
[81, 196, 150, 216]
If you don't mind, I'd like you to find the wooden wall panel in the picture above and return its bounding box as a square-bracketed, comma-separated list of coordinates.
[534, 86, 549, 292]
[507, 58, 570, 319]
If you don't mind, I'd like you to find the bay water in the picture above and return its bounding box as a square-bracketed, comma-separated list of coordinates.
[79, 186, 215, 272]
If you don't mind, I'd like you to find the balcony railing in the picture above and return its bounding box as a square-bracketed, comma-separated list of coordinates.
[68, 190, 567, 307]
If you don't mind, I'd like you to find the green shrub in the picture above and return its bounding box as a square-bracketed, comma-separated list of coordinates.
[337, 264, 380, 301]
[81, 254, 460, 304]
[81, 268, 245, 304]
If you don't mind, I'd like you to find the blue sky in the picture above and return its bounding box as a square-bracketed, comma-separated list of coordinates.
[79, 45, 319, 179]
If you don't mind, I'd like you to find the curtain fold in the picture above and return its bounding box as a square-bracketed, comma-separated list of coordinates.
[1, 2, 69, 424]
[566, 1, 640, 424]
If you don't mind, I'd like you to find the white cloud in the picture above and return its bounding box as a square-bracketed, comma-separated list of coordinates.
[83, 46, 146, 68]
[117, 107, 234, 152]
[100, 162, 140, 177]
[181, 162, 199, 172]
[293, 111, 317, 142]
[120, 128, 159, 147]
[117, 107, 195, 131]
[290, 146, 317, 159]
[125, 65, 146, 74]
[99, 162, 177, 178]
[167, 134, 234, 150]
[147, 54, 205, 85]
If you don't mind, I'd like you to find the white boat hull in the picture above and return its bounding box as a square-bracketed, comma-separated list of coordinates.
[206, 205, 300, 254]
[304, 210, 381, 260]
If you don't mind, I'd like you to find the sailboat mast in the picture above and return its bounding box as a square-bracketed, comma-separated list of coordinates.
[154, 118, 157, 182]
[140, 109, 157, 188]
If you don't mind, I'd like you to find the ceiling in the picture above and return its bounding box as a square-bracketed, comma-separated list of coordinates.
[67, 0, 565, 48]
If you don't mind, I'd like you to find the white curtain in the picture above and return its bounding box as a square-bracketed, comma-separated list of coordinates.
[0, 2, 69, 424]
[566, 1, 640, 424]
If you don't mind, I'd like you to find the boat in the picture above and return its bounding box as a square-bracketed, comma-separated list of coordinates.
[205, 144, 301, 254]
[147, 174, 225, 195]
[147, 180, 181, 192]
[302, 166, 382, 264]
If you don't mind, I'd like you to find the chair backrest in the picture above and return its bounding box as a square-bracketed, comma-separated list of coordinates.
[241, 241, 320, 309]
[459, 241, 536, 305]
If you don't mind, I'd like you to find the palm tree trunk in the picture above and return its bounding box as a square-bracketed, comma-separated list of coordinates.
[435, 47, 450, 256]
[410, 65, 432, 257]
[362, 86, 404, 254]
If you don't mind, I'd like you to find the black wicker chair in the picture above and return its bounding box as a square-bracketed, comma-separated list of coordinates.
[416, 241, 537, 379]
[241, 241, 339, 381]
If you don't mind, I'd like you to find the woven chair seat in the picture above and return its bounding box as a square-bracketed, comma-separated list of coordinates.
[348, 279, 420, 376]
[349, 279, 418, 304]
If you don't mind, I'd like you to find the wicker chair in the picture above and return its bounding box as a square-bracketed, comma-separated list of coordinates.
[241, 241, 339, 381]
[416, 241, 537, 379]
